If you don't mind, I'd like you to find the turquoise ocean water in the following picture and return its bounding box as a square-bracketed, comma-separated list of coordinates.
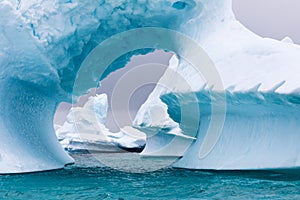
[1, 153, 300, 200]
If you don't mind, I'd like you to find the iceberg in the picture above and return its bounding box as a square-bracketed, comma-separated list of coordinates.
[0, 0, 300, 173]
[56, 94, 146, 153]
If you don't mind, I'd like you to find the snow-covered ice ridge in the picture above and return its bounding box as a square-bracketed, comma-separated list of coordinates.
[1, 0, 300, 173]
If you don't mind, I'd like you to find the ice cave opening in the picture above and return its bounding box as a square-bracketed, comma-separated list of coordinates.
[54, 50, 172, 154]
[53, 50, 189, 173]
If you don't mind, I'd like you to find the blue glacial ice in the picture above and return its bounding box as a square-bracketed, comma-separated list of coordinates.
[1, 0, 300, 173]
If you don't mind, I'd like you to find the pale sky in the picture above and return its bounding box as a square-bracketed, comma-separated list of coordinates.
[233, 0, 300, 44]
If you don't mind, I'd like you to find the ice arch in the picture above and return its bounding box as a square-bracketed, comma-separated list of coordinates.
[1, 0, 300, 173]
[0, 0, 208, 173]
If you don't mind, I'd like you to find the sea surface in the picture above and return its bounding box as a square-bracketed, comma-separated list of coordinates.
[1, 153, 300, 200]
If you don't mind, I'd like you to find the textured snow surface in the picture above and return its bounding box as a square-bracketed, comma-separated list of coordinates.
[1, 0, 300, 173]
